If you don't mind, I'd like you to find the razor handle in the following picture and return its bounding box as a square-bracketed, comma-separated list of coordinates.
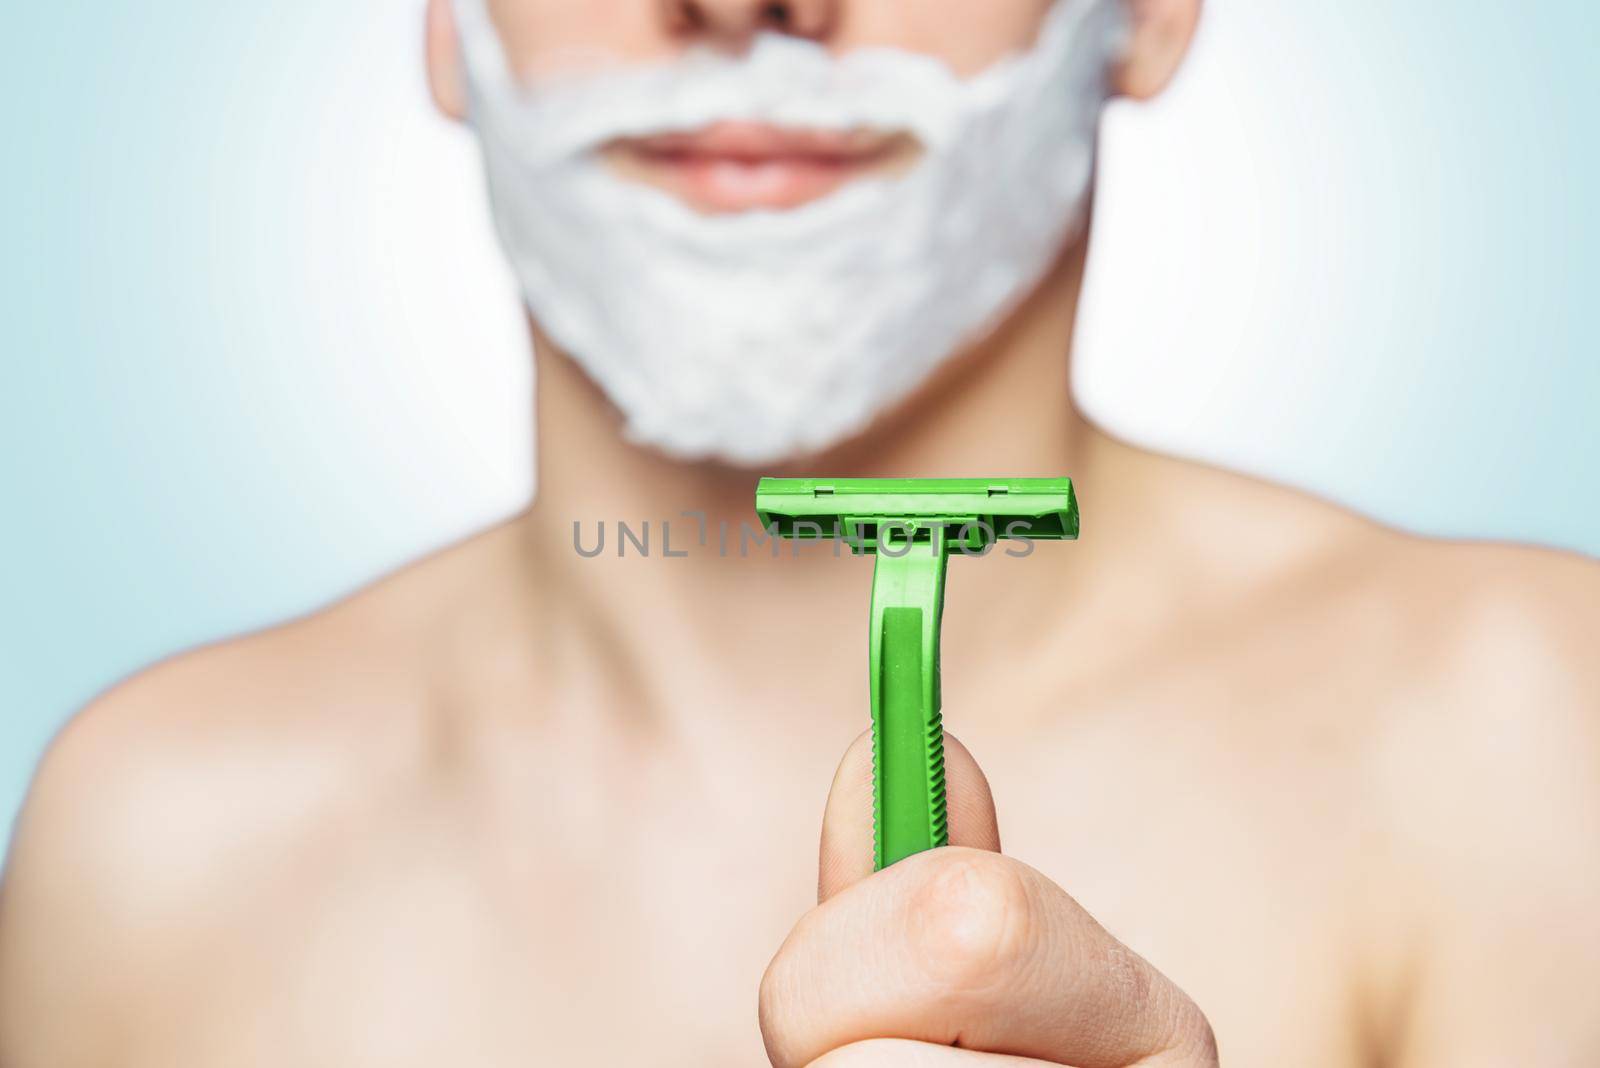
[868, 523, 951, 870]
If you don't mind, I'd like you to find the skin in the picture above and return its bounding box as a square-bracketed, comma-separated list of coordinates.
[4, 1, 1600, 1065]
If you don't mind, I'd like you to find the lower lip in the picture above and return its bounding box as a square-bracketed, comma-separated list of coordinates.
[615, 150, 893, 214]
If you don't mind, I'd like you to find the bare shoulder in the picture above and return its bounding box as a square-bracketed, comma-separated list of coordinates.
[6, 604, 420, 896]
[1166, 455, 1600, 1052]
[1145, 447, 1597, 688]
[1, 517, 534, 897]
[1140, 447, 1598, 836]
[1347, 530, 1600, 858]
[1345, 539, 1600, 1058]
[1351, 528, 1600, 831]
[1319, 505, 1597, 719]
[0, 520, 530, 1055]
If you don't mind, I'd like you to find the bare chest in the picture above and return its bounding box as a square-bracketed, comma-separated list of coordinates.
[158, 671, 1382, 1068]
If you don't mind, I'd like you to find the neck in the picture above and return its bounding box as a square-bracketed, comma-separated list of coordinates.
[516, 238, 1127, 719]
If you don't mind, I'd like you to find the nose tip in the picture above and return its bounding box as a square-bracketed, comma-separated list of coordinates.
[660, 0, 838, 43]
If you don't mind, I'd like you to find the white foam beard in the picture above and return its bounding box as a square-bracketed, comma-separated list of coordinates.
[456, 0, 1126, 466]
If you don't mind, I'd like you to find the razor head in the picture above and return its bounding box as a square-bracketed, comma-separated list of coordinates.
[755, 477, 1078, 555]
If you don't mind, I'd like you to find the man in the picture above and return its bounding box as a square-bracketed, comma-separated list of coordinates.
[2, 0, 1597, 1065]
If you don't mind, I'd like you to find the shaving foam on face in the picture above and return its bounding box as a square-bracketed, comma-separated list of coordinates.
[456, 0, 1126, 465]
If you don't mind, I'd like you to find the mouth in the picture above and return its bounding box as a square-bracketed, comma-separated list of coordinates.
[600, 122, 921, 214]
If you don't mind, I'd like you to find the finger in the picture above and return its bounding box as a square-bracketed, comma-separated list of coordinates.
[818, 730, 1001, 903]
[808, 1037, 1057, 1067]
[762, 848, 1215, 1068]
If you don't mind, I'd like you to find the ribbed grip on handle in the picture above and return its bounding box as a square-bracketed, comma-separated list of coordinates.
[869, 533, 950, 871]
[874, 608, 949, 868]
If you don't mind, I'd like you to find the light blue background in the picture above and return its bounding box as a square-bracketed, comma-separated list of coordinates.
[2, 1, 1597, 852]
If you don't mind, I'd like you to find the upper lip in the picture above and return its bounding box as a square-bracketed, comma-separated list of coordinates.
[601, 121, 920, 214]
[611, 121, 908, 164]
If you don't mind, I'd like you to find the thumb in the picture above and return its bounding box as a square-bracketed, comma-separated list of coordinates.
[817, 730, 1002, 903]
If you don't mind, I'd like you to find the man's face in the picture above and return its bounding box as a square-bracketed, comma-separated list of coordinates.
[433, 0, 1198, 462]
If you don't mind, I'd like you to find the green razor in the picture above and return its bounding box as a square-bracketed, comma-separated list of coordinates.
[756, 478, 1079, 870]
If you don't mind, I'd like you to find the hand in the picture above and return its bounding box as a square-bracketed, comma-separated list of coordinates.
[759, 733, 1218, 1067]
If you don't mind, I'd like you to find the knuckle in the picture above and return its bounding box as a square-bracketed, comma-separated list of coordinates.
[757, 944, 792, 1034]
[1144, 995, 1219, 1068]
[1173, 1000, 1220, 1067]
[904, 850, 1035, 992]
[757, 912, 835, 1068]
[757, 935, 801, 1054]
